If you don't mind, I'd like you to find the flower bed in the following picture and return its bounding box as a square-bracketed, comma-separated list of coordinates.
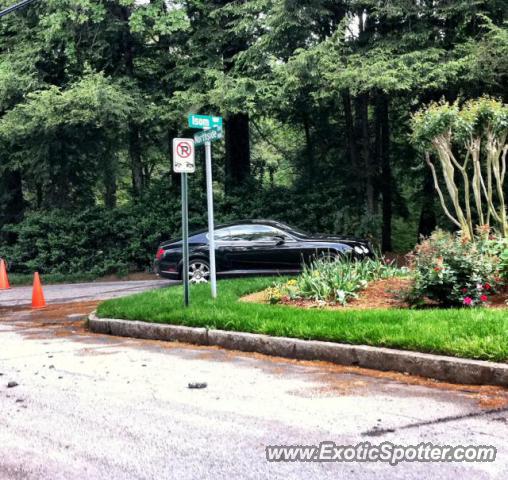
[265, 257, 407, 306]
[263, 230, 507, 309]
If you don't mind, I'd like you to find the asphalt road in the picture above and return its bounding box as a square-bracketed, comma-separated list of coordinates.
[0, 281, 507, 479]
[0, 279, 176, 307]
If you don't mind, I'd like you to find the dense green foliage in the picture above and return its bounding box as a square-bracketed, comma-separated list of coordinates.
[1, 0, 507, 274]
[97, 277, 508, 361]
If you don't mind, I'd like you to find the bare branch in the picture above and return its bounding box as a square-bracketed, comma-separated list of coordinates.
[425, 153, 461, 229]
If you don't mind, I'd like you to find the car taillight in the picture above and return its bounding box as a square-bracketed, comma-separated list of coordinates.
[156, 248, 165, 261]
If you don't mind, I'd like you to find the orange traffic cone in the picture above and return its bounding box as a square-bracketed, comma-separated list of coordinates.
[32, 272, 46, 309]
[0, 259, 10, 290]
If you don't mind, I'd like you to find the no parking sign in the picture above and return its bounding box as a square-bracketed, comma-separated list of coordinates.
[173, 138, 195, 173]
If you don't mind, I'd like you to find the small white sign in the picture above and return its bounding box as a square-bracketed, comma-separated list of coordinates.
[173, 138, 195, 173]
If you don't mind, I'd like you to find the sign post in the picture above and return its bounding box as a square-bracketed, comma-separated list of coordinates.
[173, 138, 196, 307]
[181, 172, 189, 307]
[188, 114, 222, 299]
[204, 137, 217, 299]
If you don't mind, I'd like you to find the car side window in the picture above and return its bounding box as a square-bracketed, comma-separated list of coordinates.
[250, 225, 282, 241]
[228, 225, 255, 241]
[228, 225, 290, 242]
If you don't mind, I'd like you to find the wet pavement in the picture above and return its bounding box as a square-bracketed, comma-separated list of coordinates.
[0, 283, 507, 479]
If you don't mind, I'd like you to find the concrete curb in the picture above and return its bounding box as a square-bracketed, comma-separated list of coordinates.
[88, 312, 508, 387]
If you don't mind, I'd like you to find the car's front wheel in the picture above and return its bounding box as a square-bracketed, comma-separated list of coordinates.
[187, 259, 210, 284]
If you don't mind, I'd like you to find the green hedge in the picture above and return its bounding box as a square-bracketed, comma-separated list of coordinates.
[0, 180, 417, 276]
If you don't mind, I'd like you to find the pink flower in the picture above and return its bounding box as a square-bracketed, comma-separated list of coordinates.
[480, 295, 488, 302]
[463, 297, 473, 306]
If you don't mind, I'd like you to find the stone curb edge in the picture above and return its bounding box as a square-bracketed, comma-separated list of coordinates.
[88, 312, 508, 387]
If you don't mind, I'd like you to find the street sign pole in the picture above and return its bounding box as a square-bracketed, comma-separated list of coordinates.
[181, 172, 190, 307]
[205, 136, 217, 299]
[188, 114, 222, 300]
[173, 138, 195, 308]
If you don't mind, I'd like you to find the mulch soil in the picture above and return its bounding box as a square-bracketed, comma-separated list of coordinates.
[242, 278, 508, 310]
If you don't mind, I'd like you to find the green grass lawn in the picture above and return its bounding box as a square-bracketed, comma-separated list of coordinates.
[96, 277, 508, 362]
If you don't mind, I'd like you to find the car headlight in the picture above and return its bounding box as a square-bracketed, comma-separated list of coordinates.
[354, 246, 364, 255]
[362, 246, 369, 254]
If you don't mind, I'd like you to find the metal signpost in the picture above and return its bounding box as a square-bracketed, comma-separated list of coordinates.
[173, 138, 196, 307]
[188, 114, 223, 299]
[203, 136, 217, 299]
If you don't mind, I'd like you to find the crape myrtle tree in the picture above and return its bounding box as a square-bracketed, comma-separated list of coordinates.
[412, 98, 508, 239]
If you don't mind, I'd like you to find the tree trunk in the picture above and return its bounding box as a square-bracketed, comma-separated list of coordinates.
[376, 94, 393, 252]
[118, 5, 144, 199]
[355, 93, 375, 215]
[129, 124, 144, 197]
[0, 169, 24, 241]
[418, 168, 437, 239]
[222, 5, 251, 194]
[342, 91, 360, 170]
[225, 112, 251, 193]
[103, 155, 117, 209]
[302, 113, 314, 185]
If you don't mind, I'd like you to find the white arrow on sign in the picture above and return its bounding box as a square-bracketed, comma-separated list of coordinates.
[173, 138, 195, 173]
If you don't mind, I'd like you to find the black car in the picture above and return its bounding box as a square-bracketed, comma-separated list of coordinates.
[154, 220, 374, 283]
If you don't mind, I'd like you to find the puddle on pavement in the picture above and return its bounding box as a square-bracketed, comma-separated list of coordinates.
[2, 301, 508, 411]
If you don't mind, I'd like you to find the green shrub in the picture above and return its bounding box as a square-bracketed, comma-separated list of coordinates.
[409, 230, 504, 307]
[269, 257, 406, 306]
[0, 178, 416, 276]
[0, 205, 179, 276]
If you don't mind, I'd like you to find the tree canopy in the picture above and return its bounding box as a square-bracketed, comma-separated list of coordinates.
[0, 0, 506, 273]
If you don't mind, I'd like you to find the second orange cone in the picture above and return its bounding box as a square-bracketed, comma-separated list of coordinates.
[0, 259, 10, 290]
[32, 272, 46, 309]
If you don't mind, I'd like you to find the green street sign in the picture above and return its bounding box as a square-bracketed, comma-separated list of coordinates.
[194, 127, 223, 146]
[188, 114, 223, 130]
